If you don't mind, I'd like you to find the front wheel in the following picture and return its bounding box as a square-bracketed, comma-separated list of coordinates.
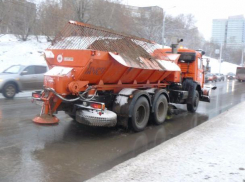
[2, 83, 17, 99]
[152, 94, 168, 125]
[187, 90, 199, 113]
[131, 97, 150, 132]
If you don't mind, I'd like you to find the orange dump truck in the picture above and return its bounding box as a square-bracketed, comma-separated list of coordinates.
[32, 21, 213, 132]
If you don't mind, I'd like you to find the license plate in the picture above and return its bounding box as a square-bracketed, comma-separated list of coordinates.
[35, 100, 44, 106]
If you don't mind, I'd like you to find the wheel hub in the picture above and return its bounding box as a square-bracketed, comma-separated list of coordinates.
[136, 105, 145, 125]
[6, 86, 16, 97]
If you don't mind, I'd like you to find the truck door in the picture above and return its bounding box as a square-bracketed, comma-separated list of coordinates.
[197, 58, 204, 87]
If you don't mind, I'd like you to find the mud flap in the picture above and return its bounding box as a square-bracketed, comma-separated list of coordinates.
[166, 104, 183, 119]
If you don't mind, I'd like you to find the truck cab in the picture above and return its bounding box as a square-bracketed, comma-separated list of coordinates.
[153, 48, 205, 87]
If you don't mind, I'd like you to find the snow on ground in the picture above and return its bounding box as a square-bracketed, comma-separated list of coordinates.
[87, 101, 245, 182]
[0, 34, 50, 72]
[203, 56, 239, 75]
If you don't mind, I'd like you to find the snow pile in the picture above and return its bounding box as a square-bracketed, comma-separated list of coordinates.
[86, 101, 245, 182]
[203, 56, 239, 75]
[0, 34, 50, 72]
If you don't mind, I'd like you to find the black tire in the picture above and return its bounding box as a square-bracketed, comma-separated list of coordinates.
[187, 90, 199, 113]
[131, 97, 150, 132]
[2, 83, 17, 99]
[152, 94, 168, 125]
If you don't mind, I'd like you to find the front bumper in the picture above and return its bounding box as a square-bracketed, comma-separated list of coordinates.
[76, 110, 117, 127]
[201, 86, 217, 103]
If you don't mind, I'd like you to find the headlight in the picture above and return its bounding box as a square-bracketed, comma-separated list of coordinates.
[0, 79, 3, 82]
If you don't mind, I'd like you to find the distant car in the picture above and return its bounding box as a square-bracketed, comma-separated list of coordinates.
[205, 73, 217, 83]
[215, 73, 225, 81]
[226, 72, 236, 80]
[0, 64, 48, 98]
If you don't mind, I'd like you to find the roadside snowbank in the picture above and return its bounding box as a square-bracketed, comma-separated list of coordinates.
[0, 34, 50, 72]
[203, 56, 239, 74]
[87, 101, 245, 182]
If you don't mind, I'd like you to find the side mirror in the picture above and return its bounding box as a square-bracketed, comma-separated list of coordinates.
[21, 70, 28, 75]
[212, 86, 217, 90]
[196, 49, 205, 56]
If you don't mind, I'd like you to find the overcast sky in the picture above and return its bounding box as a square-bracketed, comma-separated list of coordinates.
[124, 0, 245, 41]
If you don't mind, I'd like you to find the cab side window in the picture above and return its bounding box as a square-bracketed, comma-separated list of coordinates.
[35, 66, 47, 74]
[198, 58, 202, 69]
[23, 66, 35, 75]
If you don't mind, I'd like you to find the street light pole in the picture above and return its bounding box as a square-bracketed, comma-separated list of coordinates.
[219, 43, 223, 74]
[162, 6, 176, 47]
[162, 12, 166, 47]
[241, 44, 244, 66]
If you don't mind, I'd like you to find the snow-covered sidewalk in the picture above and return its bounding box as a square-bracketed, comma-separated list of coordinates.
[87, 102, 245, 182]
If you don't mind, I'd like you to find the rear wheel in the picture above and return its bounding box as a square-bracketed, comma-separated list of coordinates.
[152, 94, 168, 125]
[131, 97, 150, 132]
[187, 90, 199, 113]
[2, 83, 17, 99]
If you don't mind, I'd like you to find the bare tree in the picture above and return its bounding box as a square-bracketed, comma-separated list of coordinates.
[62, 0, 92, 23]
[129, 7, 163, 43]
[35, 0, 205, 49]
[38, 0, 67, 41]
[15, 0, 36, 41]
[0, 0, 16, 34]
[0, 0, 37, 40]
[92, 0, 130, 32]
[165, 14, 204, 49]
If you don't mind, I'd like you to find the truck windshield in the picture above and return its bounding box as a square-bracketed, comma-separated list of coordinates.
[3, 65, 23, 74]
[236, 68, 245, 74]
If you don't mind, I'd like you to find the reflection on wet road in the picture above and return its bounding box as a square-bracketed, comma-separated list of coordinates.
[0, 80, 244, 182]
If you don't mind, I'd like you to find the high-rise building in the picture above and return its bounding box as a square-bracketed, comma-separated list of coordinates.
[227, 15, 245, 46]
[211, 19, 227, 45]
[211, 15, 245, 48]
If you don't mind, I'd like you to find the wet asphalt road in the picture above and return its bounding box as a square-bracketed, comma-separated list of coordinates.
[0, 80, 244, 182]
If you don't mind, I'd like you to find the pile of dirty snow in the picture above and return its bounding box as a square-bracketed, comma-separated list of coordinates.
[0, 34, 50, 72]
